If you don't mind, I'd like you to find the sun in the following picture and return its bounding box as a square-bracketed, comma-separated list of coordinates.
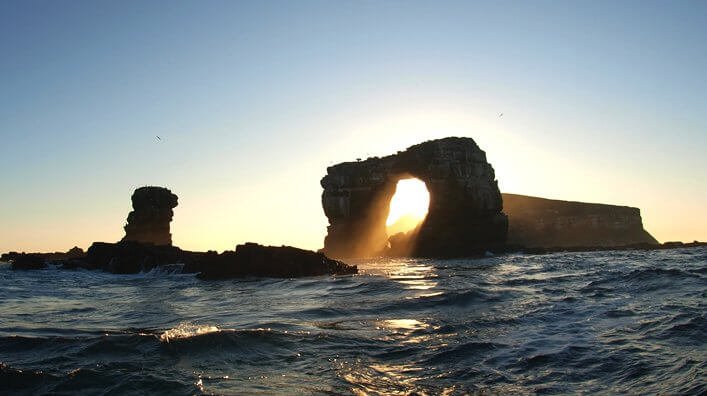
[386, 178, 430, 234]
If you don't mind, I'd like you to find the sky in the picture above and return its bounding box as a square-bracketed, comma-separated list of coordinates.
[1, 0, 705, 253]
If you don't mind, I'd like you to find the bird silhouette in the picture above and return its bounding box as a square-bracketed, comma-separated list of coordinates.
[498, 113, 503, 118]
[156, 136, 162, 141]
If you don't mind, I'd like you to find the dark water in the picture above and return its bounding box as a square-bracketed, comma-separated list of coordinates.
[1, 248, 705, 395]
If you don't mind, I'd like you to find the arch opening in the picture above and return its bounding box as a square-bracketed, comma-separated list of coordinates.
[385, 178, 430, 256]
[386, 178, 430, 234]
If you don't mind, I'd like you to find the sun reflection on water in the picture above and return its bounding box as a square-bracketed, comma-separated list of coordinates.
[379, 319, 427, 331]
[334, 258, 455, 394]
[384, 260, 438, 291]
[342, 362, 426, 396]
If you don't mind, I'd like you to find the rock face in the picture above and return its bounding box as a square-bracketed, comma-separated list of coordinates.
[122, 187, 178, 246]
[32, 186, 357, 278]
[9, 254, 47, 270]
[50, 240, 357, 278]
[191, 243, 358, 280]
[503, 193, 659, 248]
[321, 137, 508, 258]
[1, 247, 84, 263]
[80, 241, 185, 274]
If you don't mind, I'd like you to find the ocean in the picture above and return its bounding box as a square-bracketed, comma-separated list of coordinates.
[1, 247, 705, 395]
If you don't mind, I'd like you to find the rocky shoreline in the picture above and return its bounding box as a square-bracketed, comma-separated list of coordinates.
[503, 240, 706, 255]
[1, 186, 357, 279]
[3, 240, 704, 275]
[2, 241, 357, 278]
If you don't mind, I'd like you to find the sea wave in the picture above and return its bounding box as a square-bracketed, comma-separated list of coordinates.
[0, 247, 704, 394]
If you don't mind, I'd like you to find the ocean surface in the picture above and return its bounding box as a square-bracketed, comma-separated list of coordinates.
[1, 247, 705, 395]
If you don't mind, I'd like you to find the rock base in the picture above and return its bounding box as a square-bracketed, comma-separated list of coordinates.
[6, 241, 358, 279]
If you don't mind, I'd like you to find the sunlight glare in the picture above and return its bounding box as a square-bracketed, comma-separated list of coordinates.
[386, 179, 430, 232]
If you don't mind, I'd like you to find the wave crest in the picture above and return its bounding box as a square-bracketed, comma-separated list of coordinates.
[159, 323, 220, 342]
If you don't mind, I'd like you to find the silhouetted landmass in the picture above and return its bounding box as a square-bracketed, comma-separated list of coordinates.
[53, 241, 356, 278]
[5, 240, 702, 273]
[1, 246, 85, 263]
[320, 137, 679, 258]
[2, 187, 356, 279]
[122, 186, 178, 246]
[322, 137, 507, 258]
[2, 136, 702, 274]
[8, 254, 47, 270]
[503, 193, 658, 248]
[514, 241, 705, 255]
[64, 241, 186, 274]
[187, 243, 356, 279]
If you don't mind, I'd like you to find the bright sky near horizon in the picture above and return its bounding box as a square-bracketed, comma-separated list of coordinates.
[1, 1, 706, 253]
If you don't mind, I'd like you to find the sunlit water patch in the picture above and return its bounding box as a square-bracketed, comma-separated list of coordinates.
[0, 248, 705, 394]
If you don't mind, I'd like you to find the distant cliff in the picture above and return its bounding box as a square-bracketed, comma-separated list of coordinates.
[503, 193, 658, 248]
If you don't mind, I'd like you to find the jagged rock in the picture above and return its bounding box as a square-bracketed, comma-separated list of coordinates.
[122, 187, 178, 246]
[193, 243, 358, 280]
[2, 247, 85, 263]
[83, 241, 185, 274]
[503, 193, 659, 248]
[10, 254, 47, 270]
[321, 137, 508, 258]
[56, 241, 356, 278]
[1, 251, 21, 262]
[63, 246, 85, 259]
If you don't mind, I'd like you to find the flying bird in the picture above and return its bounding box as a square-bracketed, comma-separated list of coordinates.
[498, 113, 503, 118]
[156, 135, 162, 141]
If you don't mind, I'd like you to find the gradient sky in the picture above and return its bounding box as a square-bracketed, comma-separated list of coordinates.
[1, 0, 705, 253]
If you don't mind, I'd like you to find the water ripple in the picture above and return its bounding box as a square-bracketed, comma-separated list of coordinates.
[0, 247, 705, 394]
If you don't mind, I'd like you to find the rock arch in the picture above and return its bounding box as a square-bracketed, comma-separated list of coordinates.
[321, 137, 508, 258]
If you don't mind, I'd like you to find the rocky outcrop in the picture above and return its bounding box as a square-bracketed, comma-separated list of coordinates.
[77, 241, 186, 274]
[1, 247, 84, 263]
[503, 193, 659, 248]
[321, 137, 508, 258]
[122, 187, 178, 246]
[48, 240, 357, 278]
[4, 186, 357, 278]
[9, 254, 47, 270]
[189, 243, 358, 280]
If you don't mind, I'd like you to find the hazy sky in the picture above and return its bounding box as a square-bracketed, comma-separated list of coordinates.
[1, 0, 705, 253]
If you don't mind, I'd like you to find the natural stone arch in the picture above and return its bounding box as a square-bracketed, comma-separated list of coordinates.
[321, 137, 508, 258]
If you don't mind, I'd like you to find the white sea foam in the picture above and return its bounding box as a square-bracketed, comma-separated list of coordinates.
[159, 323, 220, 342]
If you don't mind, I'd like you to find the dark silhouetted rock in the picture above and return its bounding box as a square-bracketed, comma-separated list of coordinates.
[2, 247, 85, 266]
[84, 241, 185, 274]
[518, 240, 706, 255]
[20, 186, 357, 278]
[1, 251, 21, 262]
[386, 224, 423, 257]
[54, 240, 355, 278]
[63, 246, 85, 259]
[321, 137, 507, 258]
[122, 186, 178, 246]
[10, 254, 47, 270]
[502, 193, 659, 248]
[193, 243, 358, 280]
